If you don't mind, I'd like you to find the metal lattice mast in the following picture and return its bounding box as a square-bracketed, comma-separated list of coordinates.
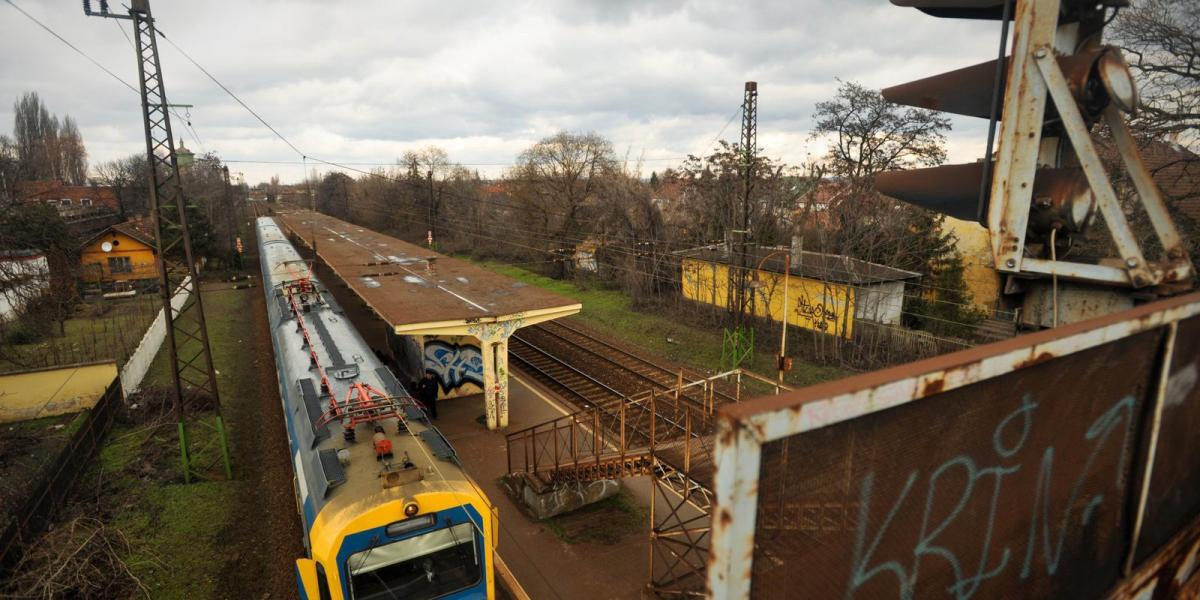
[737, 81, 758, 326]
[84, 0, 231, 482]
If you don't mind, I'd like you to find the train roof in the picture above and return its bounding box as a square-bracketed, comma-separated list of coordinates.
[257, 218, 478, 522]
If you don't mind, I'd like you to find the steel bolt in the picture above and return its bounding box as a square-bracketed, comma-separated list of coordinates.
[1034, 47, 1048, 59]
[1005, 258, 1016, 268]
[1125, 257, 1139, 268]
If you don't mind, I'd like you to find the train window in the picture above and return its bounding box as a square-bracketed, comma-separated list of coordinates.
[347, 522, 479, 600]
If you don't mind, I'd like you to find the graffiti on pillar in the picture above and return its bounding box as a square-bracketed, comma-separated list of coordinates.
[424, 339, 484, 393]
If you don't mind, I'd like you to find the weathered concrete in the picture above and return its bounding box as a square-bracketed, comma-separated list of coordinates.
[501, 473, 620, 520]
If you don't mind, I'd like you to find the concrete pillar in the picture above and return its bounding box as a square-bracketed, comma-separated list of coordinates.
[494, 338, 509, 428]
[481, 336, 510, 430]
[470, 323, 515, 430]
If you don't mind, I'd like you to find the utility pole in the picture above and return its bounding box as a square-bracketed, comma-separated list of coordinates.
[722, 82, 758, 371]
[426, 169, 435, 248]
[84, 0, 231, 482]
[737, 81, 758, 326]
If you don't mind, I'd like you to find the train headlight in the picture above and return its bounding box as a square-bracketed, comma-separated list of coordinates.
[403, 500, 420, 518]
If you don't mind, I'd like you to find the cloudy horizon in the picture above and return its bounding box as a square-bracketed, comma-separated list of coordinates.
[1, 0, 1006, 185]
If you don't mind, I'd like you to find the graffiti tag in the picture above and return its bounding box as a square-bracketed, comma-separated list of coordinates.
[847, 393, 1136, 599]
[424, 340, 484, 393]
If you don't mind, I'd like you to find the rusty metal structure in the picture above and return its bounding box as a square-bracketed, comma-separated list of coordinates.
[708, 290, 1200, 598]
[702, 1, 1200, 597]
[505, 363, 788, 597]
[877, 0, 1194, 327]
[83, 0, 231, 481]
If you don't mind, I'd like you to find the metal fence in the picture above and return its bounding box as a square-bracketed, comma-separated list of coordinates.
[708, 291, 1200, 598]
[0, 377, 123, 574]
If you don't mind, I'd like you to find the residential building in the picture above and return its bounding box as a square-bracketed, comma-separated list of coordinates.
[79, 220, 158, 287]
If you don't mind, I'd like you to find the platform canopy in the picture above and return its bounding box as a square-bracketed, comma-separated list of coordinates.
[277, 211, 581, 336]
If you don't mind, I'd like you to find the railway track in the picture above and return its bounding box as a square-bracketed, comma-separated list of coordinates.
[509, 319, 736, 412]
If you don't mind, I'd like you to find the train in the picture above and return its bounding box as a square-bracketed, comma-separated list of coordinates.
[255, 217, 497, 600]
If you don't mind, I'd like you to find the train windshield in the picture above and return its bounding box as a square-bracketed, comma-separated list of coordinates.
[347, 522, 480, 600]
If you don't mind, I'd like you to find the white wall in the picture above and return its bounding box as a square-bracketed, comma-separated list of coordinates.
[854, 280, 907, 325]
[120, 277, 192, 396]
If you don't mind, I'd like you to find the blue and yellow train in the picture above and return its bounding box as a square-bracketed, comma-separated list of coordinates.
[256, 217, 496, 600]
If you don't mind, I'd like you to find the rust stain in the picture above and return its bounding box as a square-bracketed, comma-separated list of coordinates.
[719, 508, 733, 528]
[1015, 351, 1056, 369]
[920, 377, 945, 396]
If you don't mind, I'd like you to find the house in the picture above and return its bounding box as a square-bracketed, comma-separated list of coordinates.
[17, 180, 120, 215]
[677, 245, 920, 339]
[79, 220, 158, 288]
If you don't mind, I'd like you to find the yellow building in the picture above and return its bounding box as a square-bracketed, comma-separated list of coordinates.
[941, 217, 1002, 312]
[679, 247, 920, 340]
[80, 221, 158, 286]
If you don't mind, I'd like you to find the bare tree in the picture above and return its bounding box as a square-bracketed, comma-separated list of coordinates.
[58, 116, 88, 185]
[1111, 0, 1199, 150]
[507, 132, 618, 277]
[812, 80, 950, 181]
[94, 154, 149, 217]
[12, 92, 88, 184]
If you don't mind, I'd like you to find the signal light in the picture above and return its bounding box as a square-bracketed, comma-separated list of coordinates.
[878, 0, 1192, 290]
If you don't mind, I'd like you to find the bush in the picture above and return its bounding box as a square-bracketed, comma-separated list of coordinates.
[3, 321, 43, 345]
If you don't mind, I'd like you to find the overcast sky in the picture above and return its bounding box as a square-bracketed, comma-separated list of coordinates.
[1, 0, 1006, 185]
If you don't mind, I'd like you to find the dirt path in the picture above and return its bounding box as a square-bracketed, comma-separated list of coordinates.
[214, 240, 303, 598]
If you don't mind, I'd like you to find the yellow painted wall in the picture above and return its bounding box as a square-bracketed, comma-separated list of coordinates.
[81, 231, 157, 283]
[0, 361, 117, 423]
[681, 258, 855, 338]
[942, 217, 1001, 312]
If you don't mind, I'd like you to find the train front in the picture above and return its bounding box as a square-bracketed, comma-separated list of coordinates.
[255, 217, 495, 599]
[297, 480, 497, 600]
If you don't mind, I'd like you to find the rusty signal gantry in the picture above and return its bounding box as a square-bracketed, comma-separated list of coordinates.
[83, 0, 232, 482]
[876, 0, 1194, 326]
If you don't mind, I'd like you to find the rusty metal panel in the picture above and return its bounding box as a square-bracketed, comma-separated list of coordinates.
[1135, 315, 1200, 564]
[752, 329, 1161, 598]
[708, 291, 1200, 599]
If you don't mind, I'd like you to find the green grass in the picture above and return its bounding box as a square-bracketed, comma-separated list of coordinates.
[468, 259, 848, 388]
[95, 283, 260, 599]
[542, 487, 646, 545]
[0, 293, 160, 373]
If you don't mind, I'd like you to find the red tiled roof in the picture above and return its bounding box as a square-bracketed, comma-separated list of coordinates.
[17, 180, 119, 211]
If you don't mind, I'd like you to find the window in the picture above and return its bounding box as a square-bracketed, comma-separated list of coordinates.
[347, 522, 480, 600]
[59, 198, 72, 206]
[108, 256, 133, 274]
[80, 198, 92, 206]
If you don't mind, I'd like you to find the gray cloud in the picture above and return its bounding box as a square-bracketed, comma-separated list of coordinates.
[1, 0, 1004, 183]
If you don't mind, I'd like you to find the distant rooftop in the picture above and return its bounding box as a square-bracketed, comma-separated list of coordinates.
[677, 245, 921, 286]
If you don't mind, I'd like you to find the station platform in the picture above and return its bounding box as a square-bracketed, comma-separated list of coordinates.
[274, 211, 580, 429]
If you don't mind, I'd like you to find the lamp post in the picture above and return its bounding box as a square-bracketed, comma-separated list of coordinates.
[751, 249, 793, 384]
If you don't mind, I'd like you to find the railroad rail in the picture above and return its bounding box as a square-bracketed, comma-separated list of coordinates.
[510, 319, 736, 413]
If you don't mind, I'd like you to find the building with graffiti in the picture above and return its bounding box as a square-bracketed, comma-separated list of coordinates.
[678, 246, 920, 339]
